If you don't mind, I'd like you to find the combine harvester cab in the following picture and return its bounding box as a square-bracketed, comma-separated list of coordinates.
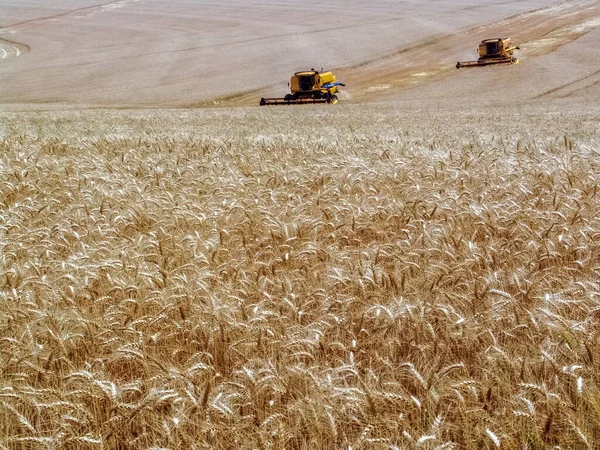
[456, 38, 520, 69]
[260, 69, 345, 106]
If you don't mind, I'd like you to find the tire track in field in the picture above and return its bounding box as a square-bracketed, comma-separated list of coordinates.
[2, 0, 143, 31]
[535, 69, 600, 98]
[521, 16, 600, 57]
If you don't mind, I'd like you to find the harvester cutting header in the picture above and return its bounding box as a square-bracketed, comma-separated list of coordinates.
[456, 38, 520, 69]
[260, 69, 345, 106]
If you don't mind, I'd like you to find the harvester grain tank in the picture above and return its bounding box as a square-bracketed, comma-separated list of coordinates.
[456, 38, 520, 69]
[260, 69, 345, 106]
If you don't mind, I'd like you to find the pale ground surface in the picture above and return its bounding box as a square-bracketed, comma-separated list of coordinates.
[1, 0, 599, 108]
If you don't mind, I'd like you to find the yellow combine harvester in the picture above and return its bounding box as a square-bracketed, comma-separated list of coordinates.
[456, 38, 520, 69]
[260, 69, 345, 106]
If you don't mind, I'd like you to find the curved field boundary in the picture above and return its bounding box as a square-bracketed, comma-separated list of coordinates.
[2, 0, 142, 30]
[0, 37, 30, 60]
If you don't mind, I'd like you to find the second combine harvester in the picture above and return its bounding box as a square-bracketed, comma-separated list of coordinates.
[456, 37, 520, 69]
[259, 38, 517, 105]
[260, 69, 345, 106]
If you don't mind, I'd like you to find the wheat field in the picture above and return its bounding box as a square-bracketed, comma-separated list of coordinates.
[1, 107, 600, 449]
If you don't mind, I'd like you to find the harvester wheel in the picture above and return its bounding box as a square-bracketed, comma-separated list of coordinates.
[259, 98, 266, 106]
[327, 95, 338, 104]
[284, 94, 293, 101]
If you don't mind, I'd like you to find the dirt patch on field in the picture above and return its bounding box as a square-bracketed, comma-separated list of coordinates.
[521, 15, 600, 57]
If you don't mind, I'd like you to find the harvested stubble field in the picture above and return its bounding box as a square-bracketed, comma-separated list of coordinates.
[1, 107, 600, 449]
